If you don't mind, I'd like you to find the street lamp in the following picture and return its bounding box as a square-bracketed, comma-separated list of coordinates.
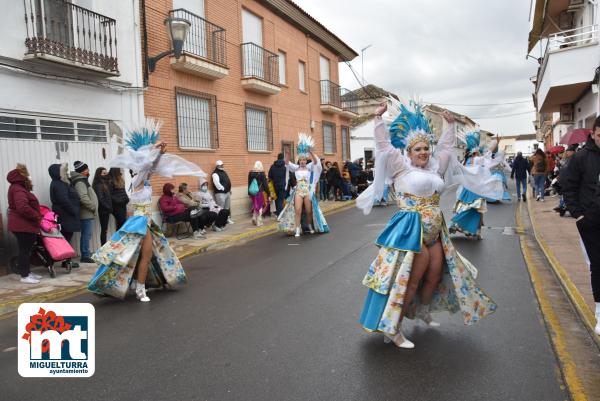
[147, 16, 191, 73]
[361, 44, 372, 86]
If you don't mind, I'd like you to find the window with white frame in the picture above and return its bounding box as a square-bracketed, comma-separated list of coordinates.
[323, 121, 336, 154]
[341, 125, 350, 160]
[298, 60, 306, 92]
[246, 103, 272, 151]
[278, 51, 286, 85]
[0, 113, 107, 142]
[176, 88, 218, 150]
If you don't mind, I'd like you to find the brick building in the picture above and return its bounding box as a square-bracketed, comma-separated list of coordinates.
[142, 0, 358, 217]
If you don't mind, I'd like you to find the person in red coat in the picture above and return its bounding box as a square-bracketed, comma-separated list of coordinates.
[158, 183, 203, 239]
[7, 164, 43, 284]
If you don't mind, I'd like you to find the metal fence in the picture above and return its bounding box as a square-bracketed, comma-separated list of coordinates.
[320, 80, 341, 108]
[176, 88, 219, 150]
[245, 103, 273, 152]
[323, 122, 336, 154]
[241, 43, 279, 85]
[23, 0, 118, 73]
[170, 8, 227, 67]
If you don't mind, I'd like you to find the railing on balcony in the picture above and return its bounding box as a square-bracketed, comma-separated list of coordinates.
[170, 9, 226, 67]
[547, 24, 599, 52]
[23, 0, 118, 74]
[320, 80, 341, 108]
[241, 43, 279, 86]
[340, 88, 358, 114]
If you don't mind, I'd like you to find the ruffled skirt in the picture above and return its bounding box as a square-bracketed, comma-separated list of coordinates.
[88, 215, 187, 298]
[450, 188, 487, 236]
[359, 193, 496, 335]
[277, 188, 329, 234]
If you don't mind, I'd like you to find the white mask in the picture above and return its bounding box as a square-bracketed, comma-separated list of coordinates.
[200, 186, 208, 192]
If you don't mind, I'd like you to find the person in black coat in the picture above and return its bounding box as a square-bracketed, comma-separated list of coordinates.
[48, 163, 80, 269]
[109, 168, 129, 229]
[268, 153, 287, 216]
[92, 167, 113, 245]
[510, 152, 530, 202]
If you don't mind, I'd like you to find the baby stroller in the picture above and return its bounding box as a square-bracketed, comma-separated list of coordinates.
[11, 205, 77, 278]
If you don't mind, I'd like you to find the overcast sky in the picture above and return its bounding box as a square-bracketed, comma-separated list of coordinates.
[294, 0, 538, 136]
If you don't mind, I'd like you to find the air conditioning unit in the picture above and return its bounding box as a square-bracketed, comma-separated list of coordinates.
[560, 104, 574, 123]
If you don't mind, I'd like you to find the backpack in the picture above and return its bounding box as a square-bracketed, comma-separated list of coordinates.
[248, 178, 259, 196]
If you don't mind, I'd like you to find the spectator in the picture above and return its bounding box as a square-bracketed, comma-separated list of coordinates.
[511, 151, 529, 202]
[212, 160, 234, 224]
[347, 159, 362, 186]
[7, 164, 43, 284]
[176, 182, 218, 231]
[561, 117, 600, 335]
[159, 183, 204, 239]
[554, 145, 578, 216]
[109, 168, 128, 230]
[92, 167, 112, 245]
[318, 159, 329, 201]
[70, 161, 98, 263]
[531, 149, 547, 201]
[196, 178, 230, 231]
[327, 161, 346, 201]
[248, 161, 269, 226]
[48, 163, 80, 270]
[268, 153, 288, 216]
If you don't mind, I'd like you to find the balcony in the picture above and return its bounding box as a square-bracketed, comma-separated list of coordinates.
[168, 9, 228, 80]
[23, 0, 118, 76]
[320, 80, 342, 115]
[340, 88, 358, 119]
[240, 43, 280, 95]
[535, 24, 599, 113]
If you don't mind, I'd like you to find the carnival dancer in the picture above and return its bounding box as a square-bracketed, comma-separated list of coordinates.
[448, 131, 502, 239]
[278, 134, 329, 237]
[88, 120, 205, 302]
[357, 99, 502, 348]
[489, 156, 511, 203]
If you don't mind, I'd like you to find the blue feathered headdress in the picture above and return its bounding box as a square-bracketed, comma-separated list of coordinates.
[297, 133, 315, 158]
[125, 119, 161, 151]
[465, 130, 481, 152]
[387, 100, 434, 150]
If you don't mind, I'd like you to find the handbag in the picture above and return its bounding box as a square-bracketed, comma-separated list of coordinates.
[248, 178, 259, 196]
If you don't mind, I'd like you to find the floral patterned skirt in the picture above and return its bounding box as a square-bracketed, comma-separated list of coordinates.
[359, 193, 496, 335]
[277, 187, 329, 234]
[88, 214, 187, 299]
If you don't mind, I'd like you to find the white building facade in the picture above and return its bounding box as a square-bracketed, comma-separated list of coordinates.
[529, 0, 600, 146]
[0, 0, 144, 264]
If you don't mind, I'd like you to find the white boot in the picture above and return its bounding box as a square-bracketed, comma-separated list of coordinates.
[294, 227, 301, 237]
[257, 209, 263, 226]
[384, 324, 414, 349]
[418, 304, 440, 327]
[595, 302, 600, 336]
[135, 282, 150, 302]
[308, 224, 315, 234]
[251, 212, 257, 225]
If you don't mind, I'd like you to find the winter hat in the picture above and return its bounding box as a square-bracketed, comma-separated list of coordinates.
[74, 160, 88, 173]
[216, 160, 224, 167]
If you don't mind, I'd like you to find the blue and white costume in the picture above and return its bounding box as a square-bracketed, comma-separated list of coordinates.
[356, 98, 503, 341]
[88, 120, 205, 299]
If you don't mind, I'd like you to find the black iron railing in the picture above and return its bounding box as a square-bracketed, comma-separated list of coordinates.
[320, 80, 341, 108]
[23, 0, 118, 73]
[241, 43, 279, 86]
[340, 88, 358, 114]
[170, 9, 227, 67]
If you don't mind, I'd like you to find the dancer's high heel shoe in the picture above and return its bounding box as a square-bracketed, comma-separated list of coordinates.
[384, 332, 414, 349]
[294, 227, 301, 237]
[135, 282, 150, 302]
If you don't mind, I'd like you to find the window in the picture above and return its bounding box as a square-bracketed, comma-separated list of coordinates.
[176, 88, 218, 149]
[278, 51, 286, 85]
[246, 103, 272, 151]
[0, 113, 107, 142]
[298, 60, 306, 92]
[323, 121, 336, 154]
[341, 125, 350, 160]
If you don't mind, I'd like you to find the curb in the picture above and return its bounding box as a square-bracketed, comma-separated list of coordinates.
[525, 191, 600, 348]
[0, 200, 356, 318]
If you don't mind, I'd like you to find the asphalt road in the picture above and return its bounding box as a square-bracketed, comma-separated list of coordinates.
[0, 187, 567, 401]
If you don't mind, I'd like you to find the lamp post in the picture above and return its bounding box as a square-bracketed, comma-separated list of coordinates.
[147, 16, 191, 73]
[361, 44, 372, 86]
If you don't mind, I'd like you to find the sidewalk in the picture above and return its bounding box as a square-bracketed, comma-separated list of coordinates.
[526, 192, 597, 337]
[0, 200, 355, 318]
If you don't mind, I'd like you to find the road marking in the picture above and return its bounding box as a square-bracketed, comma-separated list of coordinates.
[2, 347, 16, 352]
[287, 243, 300, 246]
